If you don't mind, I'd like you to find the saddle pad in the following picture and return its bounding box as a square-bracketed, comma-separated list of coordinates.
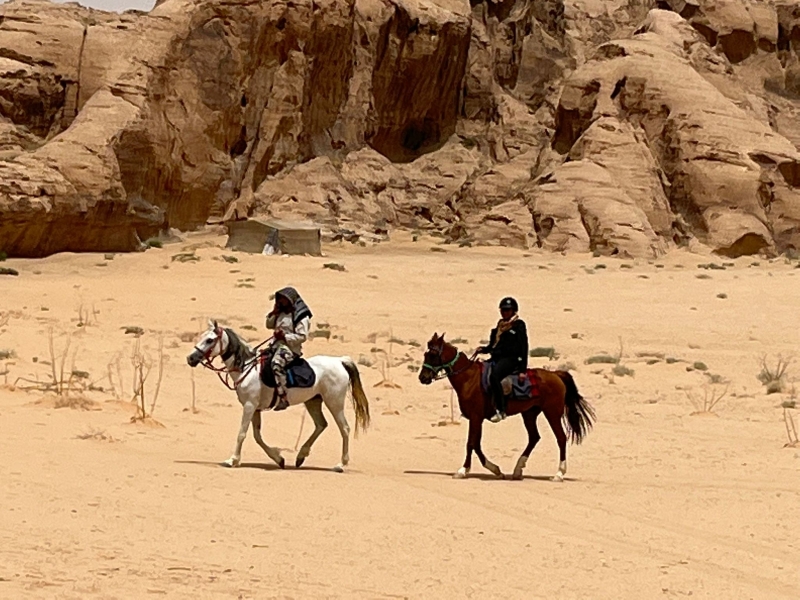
[481, 361, 540, 400]
[259, 354, 317, 389]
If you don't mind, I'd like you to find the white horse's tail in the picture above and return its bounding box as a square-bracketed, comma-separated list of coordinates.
[341, 357, 371, 436]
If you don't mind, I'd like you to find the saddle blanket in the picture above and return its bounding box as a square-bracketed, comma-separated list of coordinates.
[259, 353, 316, 389]
[481, 362, 541, 400]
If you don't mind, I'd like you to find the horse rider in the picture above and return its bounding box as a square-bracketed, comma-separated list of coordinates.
[265, 287, 312, 410]
[475, 297, 529, 422]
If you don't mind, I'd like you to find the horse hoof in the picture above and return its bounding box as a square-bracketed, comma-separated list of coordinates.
[221, 458, 239, 468]
[295, 456, 305, 469]
[278, 457, 286, 470]
[333, 464, 344, 473]
[453, 468, 468, 479]
[511, 471, 523, 481]
[552, 473, 564, 482]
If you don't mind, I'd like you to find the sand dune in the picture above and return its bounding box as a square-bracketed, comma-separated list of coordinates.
[1, 232, 799, 598]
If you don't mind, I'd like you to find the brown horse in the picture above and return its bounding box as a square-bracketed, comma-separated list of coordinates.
[418, 333, 595, 481]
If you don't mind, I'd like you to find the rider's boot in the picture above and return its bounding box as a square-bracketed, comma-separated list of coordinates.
[274, 386, 289, 411]
[490, 392, 506, 423]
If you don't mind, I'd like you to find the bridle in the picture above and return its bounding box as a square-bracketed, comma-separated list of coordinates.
[422, 343, 472, 380]
[194, 327, 270, 391]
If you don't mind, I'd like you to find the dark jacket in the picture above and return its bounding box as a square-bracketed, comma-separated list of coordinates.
[485, 319, 529, 372]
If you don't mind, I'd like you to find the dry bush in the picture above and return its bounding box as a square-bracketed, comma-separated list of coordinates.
[15, 329, 106, 408]
[372, 332, 402, 389]
[75, 428, 116, 442]
[130, 336, 166, 422]
[784, 408, 799, 448]
[75, 303, 99, 328]
[686, 384, 728, 415]
[757, 355, 792, 394]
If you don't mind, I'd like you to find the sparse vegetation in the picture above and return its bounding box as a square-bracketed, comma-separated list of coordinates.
[704, 372, 728, 385]
[144, 238, 163, 249]
[612, 364, 634, 377]
[686, 384, 728, 415]
[130, 336, 167, 423]
[323, 263, 346, 272]
[372, 334, 402, 389]
[123, 326, 144, 337]
[530, 346, 559, 360]
[586, 354, 617, 365]
[13, 329, 101, 408]
[357, 354, 374, 368]
[692, 361, 708, 371]
[171, 251, 199, 263]
[757, 354, 792, 394]
[76, 428, 116, 442]
[76, 303, 99, 328]
[783, 407, 798, 448]
[0, 267, 19, 276]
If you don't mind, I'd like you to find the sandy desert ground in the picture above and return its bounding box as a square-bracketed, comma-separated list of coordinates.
[1, 231, 799, 599]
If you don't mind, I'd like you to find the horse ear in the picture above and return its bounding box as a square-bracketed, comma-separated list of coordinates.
[208, 319, 215, 330]
[441, 332, 446, 341]
[213, 319, 219, 331]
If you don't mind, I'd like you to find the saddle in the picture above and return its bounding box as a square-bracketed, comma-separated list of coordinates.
[259, 352, 316, 389]
[481, 362, 541, 400]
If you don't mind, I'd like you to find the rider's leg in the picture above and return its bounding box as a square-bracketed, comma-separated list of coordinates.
[271, 346, 294, 411]
[489, 358, 515, 422]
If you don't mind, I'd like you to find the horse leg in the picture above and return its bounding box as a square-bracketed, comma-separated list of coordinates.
[544, 407, 568, 482]
[223, 401, 256, 467]
[512, 408, 542, 481]
[468, 417, 504, 479]
[330, 407, 351, 473]
[251, 410, 285, 469]
[454, 421, 474, 479]
[295, 397, 327, 468]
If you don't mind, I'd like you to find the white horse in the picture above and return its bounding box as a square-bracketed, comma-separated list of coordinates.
[187, 321, 370, 472]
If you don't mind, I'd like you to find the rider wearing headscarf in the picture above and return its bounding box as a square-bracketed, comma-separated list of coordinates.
[265, 287, 313, 410]
[476, 297, 528, 422]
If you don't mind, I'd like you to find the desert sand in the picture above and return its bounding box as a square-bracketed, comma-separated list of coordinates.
[1, 232, 799, 599]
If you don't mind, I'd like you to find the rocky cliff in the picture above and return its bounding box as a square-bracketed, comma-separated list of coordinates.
[1, 0, 799, 257]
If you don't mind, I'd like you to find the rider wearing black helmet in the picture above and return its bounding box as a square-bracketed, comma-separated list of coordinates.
[475, 297, 529, 422]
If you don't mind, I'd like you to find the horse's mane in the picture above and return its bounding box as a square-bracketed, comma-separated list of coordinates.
[224, 328, 255, 370]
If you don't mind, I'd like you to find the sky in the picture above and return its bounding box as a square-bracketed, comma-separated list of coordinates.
[0, 0, 156, 12]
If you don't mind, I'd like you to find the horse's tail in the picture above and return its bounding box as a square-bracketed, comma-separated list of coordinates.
[557, 371, 595, 444]
[341, 357, 371, 437]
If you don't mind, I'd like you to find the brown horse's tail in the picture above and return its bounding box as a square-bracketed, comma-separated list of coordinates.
[341, 357, 371, 437]
[557, 371, 595, 444]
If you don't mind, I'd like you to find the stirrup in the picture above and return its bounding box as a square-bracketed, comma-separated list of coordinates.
[489, 411, 505, 423]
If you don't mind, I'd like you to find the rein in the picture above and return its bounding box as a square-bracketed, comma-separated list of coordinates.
[196, 329, 272, 391]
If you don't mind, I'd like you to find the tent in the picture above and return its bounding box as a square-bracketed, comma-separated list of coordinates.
[225, 218, 321, 256]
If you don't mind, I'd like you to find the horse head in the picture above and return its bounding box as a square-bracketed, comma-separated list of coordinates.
[418, 332, 459, 384]
[186, 320, 228, 367]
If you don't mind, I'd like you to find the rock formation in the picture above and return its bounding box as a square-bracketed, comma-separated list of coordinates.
[0, 0, 799, 257]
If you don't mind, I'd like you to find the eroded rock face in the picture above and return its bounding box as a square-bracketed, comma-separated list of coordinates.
[2, 0, 800, 258]
[550, 9, 800, 256]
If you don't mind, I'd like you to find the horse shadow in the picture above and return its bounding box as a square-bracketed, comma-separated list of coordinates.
[403, 469, 579, 482]
[174, 460, 341, 474]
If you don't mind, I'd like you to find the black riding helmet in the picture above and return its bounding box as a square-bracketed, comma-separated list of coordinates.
[499, 297, 519, 312]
